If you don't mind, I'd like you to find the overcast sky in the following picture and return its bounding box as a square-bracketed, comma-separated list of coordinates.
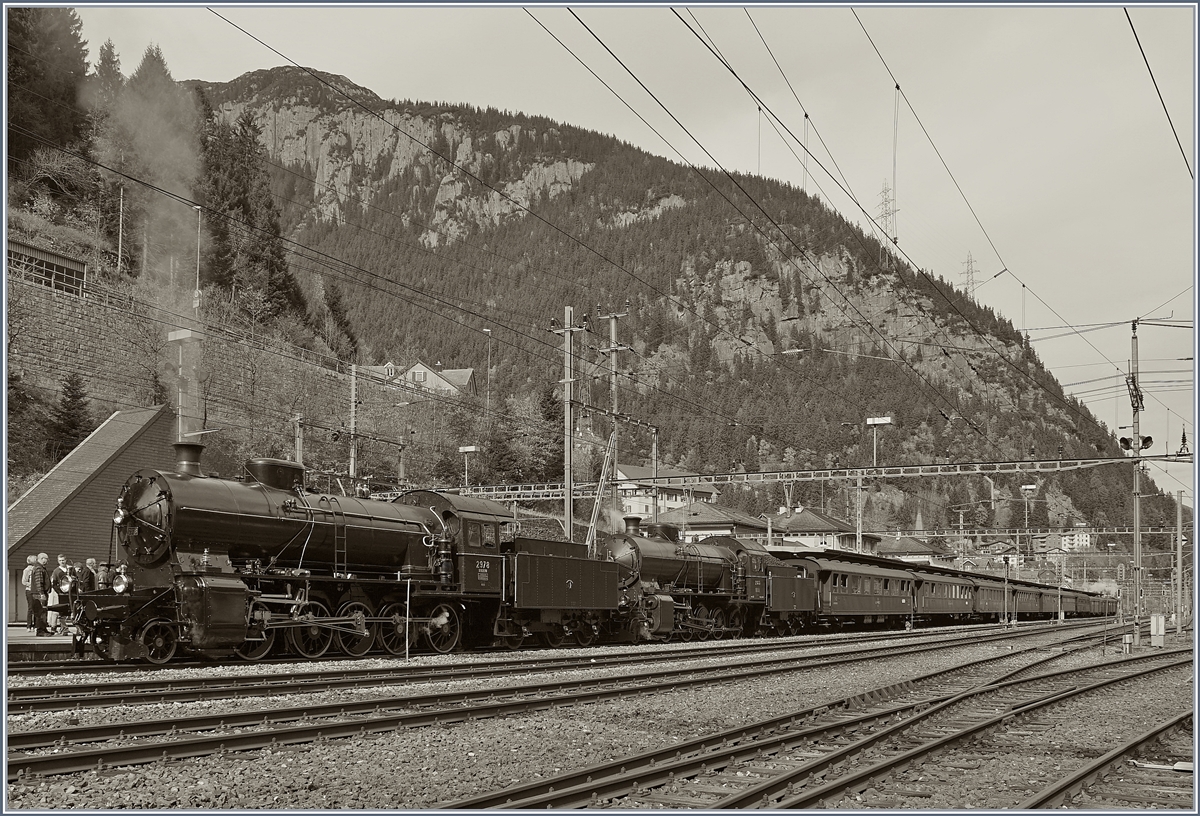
[72, 3, 1197, 501]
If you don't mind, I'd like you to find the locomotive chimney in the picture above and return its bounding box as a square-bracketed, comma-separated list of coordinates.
[623, 515, 642, 535]
[173, 442, 205, 477]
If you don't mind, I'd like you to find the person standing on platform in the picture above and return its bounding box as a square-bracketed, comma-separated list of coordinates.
[48, 554, 71, 634]
[30, 553, 50, 636]
[79, 559, 98, 594]
[22, 555, 37, 631]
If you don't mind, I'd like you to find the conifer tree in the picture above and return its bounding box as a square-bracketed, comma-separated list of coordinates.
[48, 372, 94, 461]
[6, 7, 89, 171]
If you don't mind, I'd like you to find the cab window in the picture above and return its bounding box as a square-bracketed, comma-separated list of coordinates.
[467, 522, 481, 549]
[482, 523, 497, 549]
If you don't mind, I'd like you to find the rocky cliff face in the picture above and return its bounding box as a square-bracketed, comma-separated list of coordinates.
[194, 68, 594, 246]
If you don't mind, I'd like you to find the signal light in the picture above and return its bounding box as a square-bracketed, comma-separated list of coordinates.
[1119, 436, 1153, 451]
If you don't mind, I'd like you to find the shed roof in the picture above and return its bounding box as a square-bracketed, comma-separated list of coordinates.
[877, 536, 954, 556]
[767, 507, 855, 534]
[657, 501, 767, 531]
[7, 405, 172, 556]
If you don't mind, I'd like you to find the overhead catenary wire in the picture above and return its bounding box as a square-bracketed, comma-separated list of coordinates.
[14, 15, 1185, 504]
[1124, 7, 1194, 180]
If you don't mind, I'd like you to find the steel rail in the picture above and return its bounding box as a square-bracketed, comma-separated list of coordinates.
[441, 628, 1148, 809]
[764, 651, 1193, 809]
[1018, 710, 1194, 809]
[9, 622, 1086, 713]
[4, 627, 1069, 778]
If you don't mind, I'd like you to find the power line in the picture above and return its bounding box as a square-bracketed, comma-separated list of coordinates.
[1124, 7, 1194, 180]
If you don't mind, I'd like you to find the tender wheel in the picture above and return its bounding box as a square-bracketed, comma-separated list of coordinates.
[728, 608, 745, 638]
[139, 619, 177, 664]
[538, 624, 566, 649]
[89, 628, 115, 662]
[288, 599, 333, 659]
[573, 624, 597, 647]
[424, 603, 462, 654]
[235, 601, 276, 661]
[334, 600, 377, 658]
[376, 602, 417, 656]
[500, 632, 526, 650]
[710, 607, 727, 641]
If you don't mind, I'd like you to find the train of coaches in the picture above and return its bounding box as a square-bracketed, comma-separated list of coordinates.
[55, 443, 1118, 663]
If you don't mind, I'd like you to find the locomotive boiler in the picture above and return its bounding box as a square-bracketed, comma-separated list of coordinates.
[76, 443, 447, 662]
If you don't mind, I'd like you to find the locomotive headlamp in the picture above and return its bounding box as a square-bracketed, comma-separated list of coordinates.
[58, 574, 75, 594]
[113, 506, 129, 526]
[111, 572, 133, 594]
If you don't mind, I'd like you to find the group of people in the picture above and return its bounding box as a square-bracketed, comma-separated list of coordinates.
[20, 553, 110, 637]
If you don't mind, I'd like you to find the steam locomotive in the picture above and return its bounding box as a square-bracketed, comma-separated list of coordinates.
[63, 443, 1116, 663]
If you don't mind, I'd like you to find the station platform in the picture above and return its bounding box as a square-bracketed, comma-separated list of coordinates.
[5, 624, 88, 662]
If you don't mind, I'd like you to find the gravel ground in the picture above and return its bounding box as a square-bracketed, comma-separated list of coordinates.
[7, 630, 1177, 810]
[844, 663, 1194, 810]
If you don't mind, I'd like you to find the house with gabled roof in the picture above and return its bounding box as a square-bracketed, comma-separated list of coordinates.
[877, 535, 958, 568]
[654, 501, 768, 543]
[763, 506, 882, 555]
[6, 405, 176, 622]
[614, 464, 720, 519]
[359, 360, 477, 398]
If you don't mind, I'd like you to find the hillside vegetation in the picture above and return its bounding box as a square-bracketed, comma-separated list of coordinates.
[6, 12, 1186, 549]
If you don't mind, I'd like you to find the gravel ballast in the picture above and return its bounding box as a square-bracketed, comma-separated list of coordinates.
[7, 632, 1188, 810]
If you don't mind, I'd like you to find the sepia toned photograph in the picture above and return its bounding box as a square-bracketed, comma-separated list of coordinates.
[5, 2, 1195, 810]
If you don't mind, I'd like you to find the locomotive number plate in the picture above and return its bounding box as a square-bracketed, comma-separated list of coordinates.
[458, 554, 503, 593]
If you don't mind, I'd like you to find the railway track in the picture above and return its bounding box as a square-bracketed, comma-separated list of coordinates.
[5, 618, 1086, 675]
[443, 642, 1189, 809]
[766, 650, 1193, 810]
[6, 623, 1096, 780]
[8, 622, 1102, 714]
[1020, 711, 1194, 809]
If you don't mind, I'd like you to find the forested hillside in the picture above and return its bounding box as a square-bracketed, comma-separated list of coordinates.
[6, 12, 1185, 546]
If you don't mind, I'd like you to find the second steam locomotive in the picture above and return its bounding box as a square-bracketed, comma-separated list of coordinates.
[63, 443, 1117, 663]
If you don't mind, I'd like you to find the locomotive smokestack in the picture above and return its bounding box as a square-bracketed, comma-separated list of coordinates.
[173, 442, 205, 477]
[623, 515, 642, 535]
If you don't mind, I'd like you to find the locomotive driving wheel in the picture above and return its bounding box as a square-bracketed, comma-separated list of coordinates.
[376, 602, 417, 655]
[710, 607, 727, 640]
[694, 605, 711, 641]
[423, 603, 462, 654]
[288, 599, 333, 659]
[334, 600, 377, 658]
[139, 619, 178, 664]
[234, 601, 276, 661]
[728, 608, 745, 638]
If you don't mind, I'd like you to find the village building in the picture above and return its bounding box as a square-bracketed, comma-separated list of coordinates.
[653, 502, 767, 543]
[761, 506, 882, 556]
[614, 465, 719, 520]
